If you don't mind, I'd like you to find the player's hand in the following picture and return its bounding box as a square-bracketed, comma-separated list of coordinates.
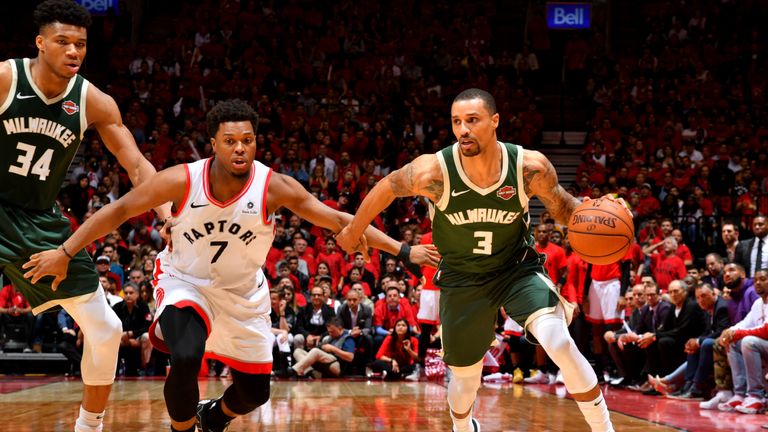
[22, 248, 71, 291]
[160, 219, 173, 252]
[334, 225, 363, 255]
[321, 343, 334, 353]
[600, 194, 632, 218]
[409, 244, 440, 268]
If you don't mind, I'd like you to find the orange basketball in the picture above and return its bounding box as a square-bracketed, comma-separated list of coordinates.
[567, 197, 635, 265]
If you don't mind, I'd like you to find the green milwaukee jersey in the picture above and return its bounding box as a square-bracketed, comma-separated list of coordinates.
[0, 58, 88, 210]
[430, 141, 533, 273]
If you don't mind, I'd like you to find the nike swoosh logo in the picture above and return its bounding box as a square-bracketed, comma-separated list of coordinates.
[190, 202, 209, 208]
[451, 189, 470, 197]
[16, 92, 36, 100]
[594, 398, 603, 406]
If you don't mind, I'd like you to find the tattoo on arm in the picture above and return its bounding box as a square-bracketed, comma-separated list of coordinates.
[522, 166, 541, 197]
[524, 158, 579, 225]
[389, 164, 415, 197]
[424, 180, 444, 203]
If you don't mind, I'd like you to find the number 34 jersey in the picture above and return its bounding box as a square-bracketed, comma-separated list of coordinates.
[0, 59, 88, 209]
[158, 158, 275, 294]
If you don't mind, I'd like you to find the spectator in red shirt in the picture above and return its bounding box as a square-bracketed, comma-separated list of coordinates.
[644, 237, 687, 292]
[373, 287, 418, 350]
[0, 283, 34, 351]
[371, 318, 420, 380]
[534, 224, 567, 288]
[671, 229, 694, 265]
[317, 237, 345, 289]
[634, 183, 661, 221]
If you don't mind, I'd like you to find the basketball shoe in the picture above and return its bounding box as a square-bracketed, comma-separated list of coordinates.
[196, 398, 231, 432]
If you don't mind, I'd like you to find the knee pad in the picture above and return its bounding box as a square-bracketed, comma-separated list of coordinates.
[528, 309, 596, 394]
[78, 297, 122, 386]
[447, 361, 483, 414]
[224, 370, 271, 415]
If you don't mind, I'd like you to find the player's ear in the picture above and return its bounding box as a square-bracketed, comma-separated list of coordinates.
[35, 35, 44, 52]
[492, 112, 499, 129]
[210, 137, 217, 151]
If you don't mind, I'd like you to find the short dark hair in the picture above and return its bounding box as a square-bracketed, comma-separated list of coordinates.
[326, 316, 344, 328]
[206, 99, 259, 138]
[34, 0, 92, 31]
[453, 88, 497, 115]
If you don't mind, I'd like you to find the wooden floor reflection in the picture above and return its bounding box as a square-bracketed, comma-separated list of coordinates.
[0, 377, 679, 431]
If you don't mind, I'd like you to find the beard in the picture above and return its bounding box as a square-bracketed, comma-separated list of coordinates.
[459, 144, 481, 157]
[724, 276, 743, 289]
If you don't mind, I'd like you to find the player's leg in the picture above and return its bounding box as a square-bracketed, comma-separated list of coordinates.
[58, 288, 122, 432]
[439, 279, 497, 432]
[159, 306, 208, 432]
[505, 266, 613, 432]
[528, 306, 613, 431]
[197, 369, 270, 431]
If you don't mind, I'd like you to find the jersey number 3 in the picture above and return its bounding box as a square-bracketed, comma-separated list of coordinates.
[473, 231, 493, 255]
[9, 142, 53, 180]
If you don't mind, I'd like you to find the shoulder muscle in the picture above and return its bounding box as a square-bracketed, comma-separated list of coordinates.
[85, 84, 121, 128]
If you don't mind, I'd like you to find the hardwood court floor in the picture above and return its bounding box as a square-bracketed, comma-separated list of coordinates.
[0, 376, 748, 431]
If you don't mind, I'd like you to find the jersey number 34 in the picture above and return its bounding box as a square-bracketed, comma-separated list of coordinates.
[9, 142, 53, 181]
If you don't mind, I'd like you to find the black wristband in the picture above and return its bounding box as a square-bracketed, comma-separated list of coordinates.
[397, 243, 411, 262]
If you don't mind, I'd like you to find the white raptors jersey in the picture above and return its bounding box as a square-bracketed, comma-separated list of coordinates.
[157, 158, 274, 294]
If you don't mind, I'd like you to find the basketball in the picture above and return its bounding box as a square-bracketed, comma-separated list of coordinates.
[567, 197, 635, 265]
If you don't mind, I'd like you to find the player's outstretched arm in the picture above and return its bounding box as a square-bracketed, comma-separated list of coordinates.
[22, 165, 187, 289]
[267, 173, 439, 267]
[87, 85, 172, 220]
[522, 150, 581, 226]
[335, 154, 442, 254]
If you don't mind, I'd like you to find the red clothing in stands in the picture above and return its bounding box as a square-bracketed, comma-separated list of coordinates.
[535, 242, 567, 283]
[651, 254, 687, 292]
[376, 335, 419, 366]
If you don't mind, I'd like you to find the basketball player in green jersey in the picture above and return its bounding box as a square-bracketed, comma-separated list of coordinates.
[0, 2, 170, 431]
[337, 88, 615, 432]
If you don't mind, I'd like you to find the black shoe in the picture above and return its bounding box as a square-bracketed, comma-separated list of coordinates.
[196, 399, 231, 432]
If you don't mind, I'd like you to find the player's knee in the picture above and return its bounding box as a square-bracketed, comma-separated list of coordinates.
[225, 372, 270, 414]
[90, 310, 122, 348]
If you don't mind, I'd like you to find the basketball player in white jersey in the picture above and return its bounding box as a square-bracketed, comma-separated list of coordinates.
[24, 99, 439, 432]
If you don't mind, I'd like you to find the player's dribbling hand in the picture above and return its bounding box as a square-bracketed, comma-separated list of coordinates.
[600, 194, 632, 218]
[22, 248, 70, 291]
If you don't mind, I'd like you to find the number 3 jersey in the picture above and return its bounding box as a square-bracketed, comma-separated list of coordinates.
[0, 59, 88, 209]
[430, 142, 534, 274]
[157, 158, 275, 295]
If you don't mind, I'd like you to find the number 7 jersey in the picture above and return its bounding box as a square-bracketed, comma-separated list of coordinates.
[157, 158, 275, 294]
[429, 141, 534, 274]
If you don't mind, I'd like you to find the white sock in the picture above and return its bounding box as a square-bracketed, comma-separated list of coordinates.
[575, 393, 613, 432]
[74, 406, 104, 432]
